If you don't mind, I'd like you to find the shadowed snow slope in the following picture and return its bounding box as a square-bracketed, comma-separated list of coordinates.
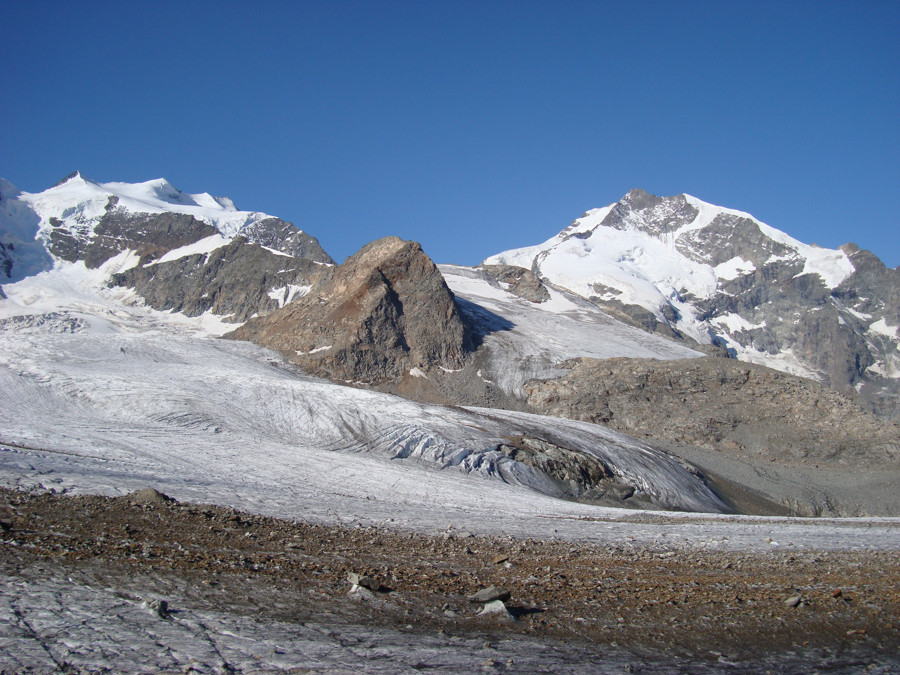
[440, 264, 702, 396]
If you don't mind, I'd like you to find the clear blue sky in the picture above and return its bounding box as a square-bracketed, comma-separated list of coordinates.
[2, 1, 898, 267]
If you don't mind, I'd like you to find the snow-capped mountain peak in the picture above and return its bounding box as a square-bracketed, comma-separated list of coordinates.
[486, 189, 899, 416]
[24, 172, 269, 238]
[0, 173, 334, 284]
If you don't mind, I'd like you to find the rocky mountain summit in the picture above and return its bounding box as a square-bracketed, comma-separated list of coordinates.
[228, 237, 473, 383]
[0, 173, 334, 322]
[486, 189, 900, 418]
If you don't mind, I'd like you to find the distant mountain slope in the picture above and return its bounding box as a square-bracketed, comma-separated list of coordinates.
[0, 173, 335, 322]
[0, 172, 333, 278]
[486, 189, 900, 417]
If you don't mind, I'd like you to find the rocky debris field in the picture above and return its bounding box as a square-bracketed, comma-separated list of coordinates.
[524, 356, 900, 517]
[0, 487, 898, 672]
[525, 357, 900, 469]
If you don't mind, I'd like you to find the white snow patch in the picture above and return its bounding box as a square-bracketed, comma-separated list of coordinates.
[476, 369, 494, 384]
[843, 306, 873, 321]
[719, 340, 824, 382]
[267, 284, 311, 308]
[409, 367, 428, 379]
[711, 313, 766, 333]
[261, 245, 294, 258]
[149, 234, 231, 266]
[869, 318, 899, 339]
[715, 256, 756, 281]
[296, 345, 331, 355]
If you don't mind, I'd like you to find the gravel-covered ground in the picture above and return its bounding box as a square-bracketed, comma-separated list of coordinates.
[1, 487, 897, 673]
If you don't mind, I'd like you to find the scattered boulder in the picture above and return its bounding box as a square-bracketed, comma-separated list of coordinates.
[348, 571, 382, 592]
[477, 599, 517, 621]
[468, 586, 511, 604]
[140, 598, 170, 618]
[124, 488, 175, 508]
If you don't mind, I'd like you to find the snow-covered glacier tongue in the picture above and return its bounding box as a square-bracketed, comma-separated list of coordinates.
[0, 314, 727, 520]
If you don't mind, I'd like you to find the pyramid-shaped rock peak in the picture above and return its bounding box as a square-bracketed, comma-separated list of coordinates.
[228, 236, 472, 383]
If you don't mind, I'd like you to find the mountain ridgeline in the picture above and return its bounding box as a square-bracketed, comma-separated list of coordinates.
[2, 175, 898, 516]
[486, 189, 900, 419]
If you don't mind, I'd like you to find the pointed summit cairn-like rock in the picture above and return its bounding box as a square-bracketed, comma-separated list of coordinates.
[228, 236, 472, 383]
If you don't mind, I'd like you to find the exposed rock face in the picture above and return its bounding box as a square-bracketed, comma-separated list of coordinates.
[525, 356, 900, 468]
[48, 201, 219, 268]
[238, 217, 335, 263]
[479, 265, 550, 303]
[495, 435, 661, 508]
[599, 188, 699, 237]
[0, 242, 12, 280]
[228, 237, 472, 383]
[486, 189, 900, 418]
[833, 244, 900, 417]
[47, 197, 334, 269]
[110, 238, 333, 323]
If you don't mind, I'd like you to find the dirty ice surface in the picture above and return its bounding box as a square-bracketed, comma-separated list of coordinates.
[2, 566, 896, 675]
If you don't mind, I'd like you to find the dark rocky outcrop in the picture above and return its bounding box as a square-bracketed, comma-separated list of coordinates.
[238, 217, 335, 263]
[110, 237, 333, 323]
[48, 200, 219, 269]
[480, 264, 550, 303]
[524, 356, 900, 468]
[494, 435, 657, 507]
[0, 241, 12, 280]
[228, 237, 473, 383]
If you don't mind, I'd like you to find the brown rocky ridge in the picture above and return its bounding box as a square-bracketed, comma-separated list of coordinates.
[524, 356, 900, 468]
[228, 236, 473, 383]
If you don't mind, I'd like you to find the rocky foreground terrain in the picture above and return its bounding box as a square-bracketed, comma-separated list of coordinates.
[1, 487, 898, 672]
